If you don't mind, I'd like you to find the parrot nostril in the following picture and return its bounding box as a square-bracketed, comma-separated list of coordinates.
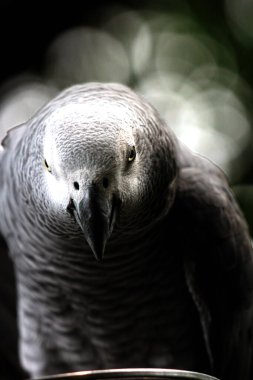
[102, 177, 109, 189]
[73, 181, 79, 190]
[67, 198, 76, 216]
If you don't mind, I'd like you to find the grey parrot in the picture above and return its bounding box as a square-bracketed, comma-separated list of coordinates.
[0, 82, 253, 380]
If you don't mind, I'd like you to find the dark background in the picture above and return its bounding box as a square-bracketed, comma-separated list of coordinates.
[0, 0, 252, 86]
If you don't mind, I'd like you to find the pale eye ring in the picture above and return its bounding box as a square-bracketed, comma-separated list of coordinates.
[128, 146, 136, 162]
[44, 159, 52, 173]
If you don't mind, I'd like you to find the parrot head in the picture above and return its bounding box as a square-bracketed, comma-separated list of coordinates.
[40, 83, 177, 261]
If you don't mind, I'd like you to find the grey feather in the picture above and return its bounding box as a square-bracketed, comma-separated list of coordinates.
[0, 82, 253, 380]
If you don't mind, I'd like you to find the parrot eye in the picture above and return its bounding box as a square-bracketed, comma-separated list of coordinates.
[128, 146, 136, 162]
[44, 159, 52, 173]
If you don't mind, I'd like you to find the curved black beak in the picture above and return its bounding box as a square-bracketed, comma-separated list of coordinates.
[69, 185, 119, 261]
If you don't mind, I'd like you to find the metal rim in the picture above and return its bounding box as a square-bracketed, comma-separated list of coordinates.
[32, 368, 219, 380]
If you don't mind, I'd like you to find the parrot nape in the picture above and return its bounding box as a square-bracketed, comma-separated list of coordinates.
[0, 82, 253, 380]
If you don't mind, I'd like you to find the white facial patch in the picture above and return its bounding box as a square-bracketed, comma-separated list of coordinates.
[44, 171, 69, 207]
[43, 126, 62, 174]
[43, 128, 69, 207]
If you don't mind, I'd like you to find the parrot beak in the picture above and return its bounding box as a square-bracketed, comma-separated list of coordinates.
[69, 185, 119, 261]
